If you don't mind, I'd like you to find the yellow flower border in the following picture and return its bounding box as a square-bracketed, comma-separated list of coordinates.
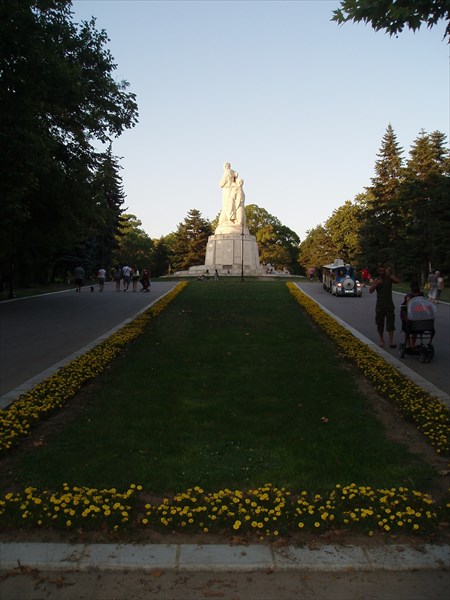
[287, 282, 450, 456]
[0, 482, 447, 537]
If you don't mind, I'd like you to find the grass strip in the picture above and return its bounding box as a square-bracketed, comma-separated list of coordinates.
[287, 283, 449, 455]
[1, 279, 448, 538]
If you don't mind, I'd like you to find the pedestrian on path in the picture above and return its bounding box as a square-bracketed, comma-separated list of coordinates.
[436, 272, 444, 303]
[140, 268, 150, 292]
[131, 265, 140, 292]
[73, 265, 85, 292]
[369, 264, 400, 348]
[113, 265, 122, 292]
[427, 270, 439, 302]
[122, 264, 132, 291]
[97, 267, 106, 292]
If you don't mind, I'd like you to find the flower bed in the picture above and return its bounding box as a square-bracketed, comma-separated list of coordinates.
[0, 282, 188, 454]
[1, 482, 447, 537]
[287, 282, 450, 456]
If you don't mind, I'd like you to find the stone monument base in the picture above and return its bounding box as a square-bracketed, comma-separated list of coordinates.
[203, 231, 264, 276]
[175, 228, 264, 277]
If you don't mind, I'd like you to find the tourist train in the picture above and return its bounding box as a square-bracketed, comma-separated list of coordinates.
[322, 259, 362, 297]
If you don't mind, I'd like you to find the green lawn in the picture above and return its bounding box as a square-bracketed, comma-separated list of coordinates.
[9, 279, 437, 497]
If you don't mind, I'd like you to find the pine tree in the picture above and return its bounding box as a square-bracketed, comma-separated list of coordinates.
[396, 130, 450, 277]
[359, 124, 404, 269]
[171, 209, 213, 271]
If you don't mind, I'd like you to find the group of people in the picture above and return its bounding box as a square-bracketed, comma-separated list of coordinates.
[72, 264, 151, 292]
[111, 265, 151, 292]
[369, 264, 444, 349]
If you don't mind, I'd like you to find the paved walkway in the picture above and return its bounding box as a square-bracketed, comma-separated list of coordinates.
[0, 281, 178, 406]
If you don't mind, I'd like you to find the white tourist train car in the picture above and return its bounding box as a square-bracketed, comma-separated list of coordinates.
[322, 259, 362, 297]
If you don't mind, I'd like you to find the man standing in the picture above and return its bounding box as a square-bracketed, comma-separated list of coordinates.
[73, 265, 85, 292]
[97, 267, 106, 292]
[122, 264, 132, 291]
[369, 264, 400, 348]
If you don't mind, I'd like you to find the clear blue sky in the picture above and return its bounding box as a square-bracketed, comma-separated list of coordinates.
[71, 0, 449, 241]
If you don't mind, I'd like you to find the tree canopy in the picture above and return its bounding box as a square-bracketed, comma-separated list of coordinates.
[0, 0, 138, 286]
[332, 0, 449, 41]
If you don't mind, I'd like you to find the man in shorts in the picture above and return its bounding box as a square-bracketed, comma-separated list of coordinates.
[369, 264, 400, 348]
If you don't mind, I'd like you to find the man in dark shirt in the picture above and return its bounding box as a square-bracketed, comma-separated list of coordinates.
[369, 264, 400, 348]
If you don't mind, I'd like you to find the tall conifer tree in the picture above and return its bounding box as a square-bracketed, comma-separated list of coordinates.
[359, 124, 404, 269]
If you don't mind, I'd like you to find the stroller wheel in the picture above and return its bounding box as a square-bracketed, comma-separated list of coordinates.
[426, 345, 434, 363]
[418, 350, 427, 363]
[398, 343, 405, 358]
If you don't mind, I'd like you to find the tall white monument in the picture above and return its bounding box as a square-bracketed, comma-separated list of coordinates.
[203, 162, 263, 275]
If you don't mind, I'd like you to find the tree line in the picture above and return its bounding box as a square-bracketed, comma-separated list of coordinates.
[1, 1, 448, 289]
[113, 206, 302, 278]
[0, 0, 138, 290]
[299, 125, 450, 282]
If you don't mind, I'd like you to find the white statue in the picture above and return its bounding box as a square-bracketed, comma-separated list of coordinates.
[218, 162, 245, 227]
[231, 177, 245, 226]
[218, 162, 237, 226]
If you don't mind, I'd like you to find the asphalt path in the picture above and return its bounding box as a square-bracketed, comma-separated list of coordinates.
[1, 566, 448, 600]
[0, 281, 178, 401]
[295, 281, 450, 398]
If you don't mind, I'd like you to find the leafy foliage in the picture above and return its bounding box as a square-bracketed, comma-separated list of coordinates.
[111, 214, 153, 272]
[332, 0, 449, 41]
[298, 225, 337, 273]
[0, 0, 138, 286]
[246, 205, 301, 272]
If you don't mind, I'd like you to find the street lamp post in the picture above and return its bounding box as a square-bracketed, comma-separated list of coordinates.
[241, 218, 244, 281]
[8, 222, 16, 299]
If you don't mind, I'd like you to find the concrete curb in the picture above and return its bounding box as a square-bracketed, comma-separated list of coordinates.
[1, 543, 449, 573]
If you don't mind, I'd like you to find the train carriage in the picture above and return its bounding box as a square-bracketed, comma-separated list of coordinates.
[322, 259, 362, 297]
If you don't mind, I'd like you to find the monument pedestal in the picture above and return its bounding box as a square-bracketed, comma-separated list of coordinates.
[204, 226, 263, 276]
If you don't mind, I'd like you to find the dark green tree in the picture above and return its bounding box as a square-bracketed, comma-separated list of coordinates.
[112, 214, 153, 271]
[148, 238, 171, 277]
[0, 0, 138, 287]
[395, 130, 450, 278]
[325, 200, 363, 265]
[358, 124, 405, 270]
[298, 225, 337, 274]
[171, 209, 213, 271]
[332, 0, 449, 41]
[92, 147, 126, 269]
[245, 205, 301, 272]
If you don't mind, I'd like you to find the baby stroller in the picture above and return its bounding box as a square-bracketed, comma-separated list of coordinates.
[399, 296, 436, 363]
